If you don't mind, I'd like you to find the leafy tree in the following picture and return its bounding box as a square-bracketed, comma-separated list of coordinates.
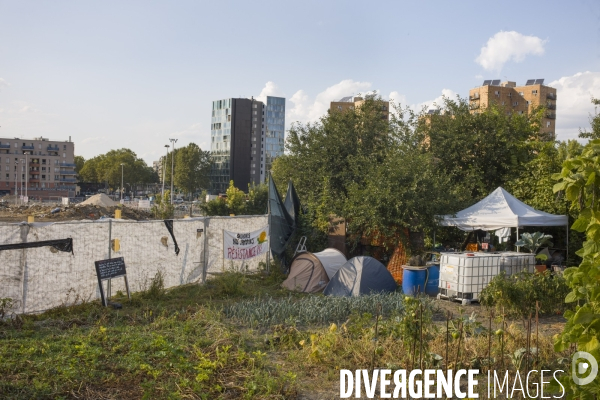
[578, 97, 600, 140]
[417, 98, 544, 202]
[200, 197, 229, 216]
[552, 139, 600, 397]
[74, 156, 85, 180]
[245, 183, 268, 215]
[163, 143, 211, 199]
[78, 149, 158, 191]
[226, 180, 246, 215]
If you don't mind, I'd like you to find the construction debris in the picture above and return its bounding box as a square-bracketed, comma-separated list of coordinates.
[0, 203, 152, 222]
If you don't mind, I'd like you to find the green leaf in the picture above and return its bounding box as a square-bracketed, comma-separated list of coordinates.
[572, 217, 590, 232]
[553, 181, 567, 193]
[579, 336, 600, 352]
[566, 291, 579, 303]
[573, 307, 596, 324]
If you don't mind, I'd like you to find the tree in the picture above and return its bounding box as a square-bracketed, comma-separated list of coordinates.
[78, 149, 158, 191]
[162, 143, 211, 199]
[226, 180, 246, 215]
[552, 139, 600, 397]
[272, 94, 461, 249]
[578, 97, 600, 140]
[416, 97, 544, 202]
[74, 156, 85, 180]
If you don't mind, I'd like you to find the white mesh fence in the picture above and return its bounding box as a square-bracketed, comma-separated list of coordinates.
[0, 215, 268, 314]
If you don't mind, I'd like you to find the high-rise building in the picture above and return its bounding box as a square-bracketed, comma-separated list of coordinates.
[0, 136, 76, 199]
[329, 96, 390, 120]
[210, 96, 285, 194]
[468, 79, 557, 140]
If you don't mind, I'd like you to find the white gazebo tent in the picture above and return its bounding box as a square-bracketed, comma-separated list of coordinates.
[439, 187, 569, 258]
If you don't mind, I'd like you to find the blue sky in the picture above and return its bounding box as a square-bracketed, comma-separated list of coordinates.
[1, 0, 599, 163]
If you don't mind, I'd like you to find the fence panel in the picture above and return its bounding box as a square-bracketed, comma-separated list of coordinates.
[0, 215, 268, 314]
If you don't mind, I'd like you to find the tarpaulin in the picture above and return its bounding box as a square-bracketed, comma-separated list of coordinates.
[284, 180, 301, 225]
[268, 175, 295, 260]
[163, 219, 180, 255]
[0, 238, 74, 254]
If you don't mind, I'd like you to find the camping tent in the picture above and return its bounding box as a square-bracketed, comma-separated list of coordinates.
[324, 256, 397, 297]
[439, 187, 568, 230]
[282, 248, 347, 293]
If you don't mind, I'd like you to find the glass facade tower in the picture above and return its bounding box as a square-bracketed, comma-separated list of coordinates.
[210, 98, 232, 194]
[263, 96, 285, 178]
[209, 96, 285, 194]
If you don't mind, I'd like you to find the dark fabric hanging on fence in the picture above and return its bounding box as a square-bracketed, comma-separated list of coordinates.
[268, 175, 296, 262]
[284, 180, 301, 225]
[163, 219, 180, 255]
[0, 238, 74, 254]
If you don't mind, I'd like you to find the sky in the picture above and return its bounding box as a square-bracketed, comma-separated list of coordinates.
[1, 0, 600, 163]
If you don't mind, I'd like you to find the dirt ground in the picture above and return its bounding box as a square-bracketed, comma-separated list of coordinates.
[0, 202, 153, 222]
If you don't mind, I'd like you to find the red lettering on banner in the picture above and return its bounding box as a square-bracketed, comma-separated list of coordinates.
[226, 244, 264, 260]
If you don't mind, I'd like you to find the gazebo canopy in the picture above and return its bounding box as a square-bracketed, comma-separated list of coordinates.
[439, 187, 568, 231]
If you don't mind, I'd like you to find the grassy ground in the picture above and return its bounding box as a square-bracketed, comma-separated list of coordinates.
[0, 270, 569, 399]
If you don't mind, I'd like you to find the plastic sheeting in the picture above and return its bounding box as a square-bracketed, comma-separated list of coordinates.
[0, 215, 267, 314]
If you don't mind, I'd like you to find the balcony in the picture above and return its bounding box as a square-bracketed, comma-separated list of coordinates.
[21, 145, 34, 150]
[60, 171, 77, 175]
[60, 163, 76, 167]
[47, 145, 59, 151]
[28, 178, 40, 183]
[546, 104, 556, 110]
[547, 93, 557, 100]
[469, 94, 480, 100]
[0, 144, 10, 149]
[59, 178, 77, 183]
[469, 103, 480, 110]
[546, 113, 556, 119]
[29, 162, 40, 167]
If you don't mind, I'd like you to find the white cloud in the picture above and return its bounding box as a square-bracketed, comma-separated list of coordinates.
[287, 79, 372, 124]
[0, 78, 9, 91]
[414, 89, 457, 112]
[256, 81, 283, 103]
[476, 31, 546, 72]
[549, 71, 600, 140]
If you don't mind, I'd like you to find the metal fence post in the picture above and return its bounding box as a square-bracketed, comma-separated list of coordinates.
[202, 217, 208, 283]
[107, 219, 112, 299]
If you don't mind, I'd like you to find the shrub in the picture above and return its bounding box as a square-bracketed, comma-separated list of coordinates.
[479, 271, 571, 318]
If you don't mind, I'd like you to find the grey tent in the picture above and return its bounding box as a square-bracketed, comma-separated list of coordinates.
[324, 256, 397, 297]
[281, 248, 347, 293]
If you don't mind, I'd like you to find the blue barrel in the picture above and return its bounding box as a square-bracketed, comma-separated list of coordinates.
[402, 267, 427, 296]
[425, 264, 440, 296]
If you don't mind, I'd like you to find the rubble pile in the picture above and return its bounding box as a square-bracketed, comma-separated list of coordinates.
[0, 203, 152, 222]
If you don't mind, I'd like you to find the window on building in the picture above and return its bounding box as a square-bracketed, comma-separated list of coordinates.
[547, 121, 551, 128]
[532, 90, 538, 94]
[526, 101, 530, 105]
[5, 174, 8, 179]
[55, 175, 59, 180]
[42, 175, 45, 179]
[63, 153, 66, 158]
[63, 145, 67, 150]
[513, 102, 519, 106]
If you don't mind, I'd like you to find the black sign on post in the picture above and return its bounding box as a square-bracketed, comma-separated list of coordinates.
[94, 257, 131, 307]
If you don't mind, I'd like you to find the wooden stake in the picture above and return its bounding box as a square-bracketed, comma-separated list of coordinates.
[536, 301, 540, 368]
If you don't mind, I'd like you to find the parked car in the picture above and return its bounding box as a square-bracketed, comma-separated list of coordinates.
[173, 198, 184, 204]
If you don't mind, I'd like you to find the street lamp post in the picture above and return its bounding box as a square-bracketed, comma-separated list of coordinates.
[120, 163, 124, 201]
[169, 138, 177, 204]
[162, 144, 169, 198]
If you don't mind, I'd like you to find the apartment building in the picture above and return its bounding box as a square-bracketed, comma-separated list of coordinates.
[469, 79, 557, 139]
[0, 136, 76, 199]
[329, 96, 390, 120]
[210, 96, 285, 194]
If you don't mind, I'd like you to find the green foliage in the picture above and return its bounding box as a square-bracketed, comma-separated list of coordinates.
[74, 155, 85, 180]
[200, 197, 229, 216]
[245, 183, 268, 215]
[79, 148, 158, 187]
[151, 191, 174, 219]
[163, 143, 211, 198]
[479, 271, 571, 318]
[143, 271, 166, 300]
[225, 180, 246, 215]
[419, 98, 543, 201]
[225, 292, 408, 327]
[515, 231, 553, 254]
[552, 138, 600, 396]
[201, 182, 269, 217]
[578, 98, 600, 140]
